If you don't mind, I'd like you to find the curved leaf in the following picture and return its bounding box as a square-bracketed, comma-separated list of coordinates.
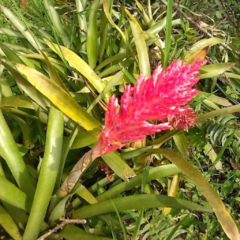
[157, 149, 240, 240]
[0, 96, 34, 109]
[71, 194, 212, 219]
[23, 106, 63, 240]
[45, 40, 105, 94]
[130, 21, 150, 77]
[200, 63, 235, 79]
[0, 110, 35, 198]
[0, 206, 22, 240]
[15, 64, 101, 130]
[0, 175, 30, 212]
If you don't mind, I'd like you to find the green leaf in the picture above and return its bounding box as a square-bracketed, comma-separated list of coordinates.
[0, 4, 43, 51]
[157, 149, 240, 240]
[185, 38, 224, 58]
[71, 194, 212, 219]
[0, 175, 31, 212]
[173, 132, 189, 158]
[163, 0, 173, 69]
[196, 104, 240, 123]
[43, 0, 71, 48]
[87, 71, 123, 113]
[103, 0, 134, 57]
[97, 164, 181, 202]
[60, 225, 113, 240]
[87, 0, 100, 68]
[0, 110, 35, 198]
[130, 21, 150, 77]
[101, 152, 136, 182]
[132, 209, 144, 240]
[222, 180, 234, 197]
[121, 146, 152, 159]
[200, 63, 235, 79]
[0, 206, 22, 240]
[0, 96, 34, 109]
[2, 61, 48, 110]
[71, 128, 101, 149]
[23, 106, 63, 240]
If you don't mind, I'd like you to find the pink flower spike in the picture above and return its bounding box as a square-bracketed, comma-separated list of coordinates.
[93, 59, 206, 157]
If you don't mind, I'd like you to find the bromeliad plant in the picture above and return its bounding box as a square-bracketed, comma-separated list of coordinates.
[60, 59, 206, 194]
[1, 0, 240, 240]
[95, 60, 203, 155]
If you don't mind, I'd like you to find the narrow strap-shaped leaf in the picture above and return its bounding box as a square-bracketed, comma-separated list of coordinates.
[43, 0, 71, 48]
[87, 71, 123, 113]
[0, 206, 22, 240]
[76, 0, 87, 52]
[199, 63, 235, 79]
[55, 126, 79, 190]
[101, 151, 136, 182]
[0, 110, 35, 198]
[41, 51, 69, 93]
[0, 175, 31, 212]
[45, 40, 105, 94]
[130, 21, 150, 77]
[158, 149, 240, 240]
[163, 0, 173, 69]
[87, 0, 100, 68]
[103, 0, 135, 57]
[71, 194, 212, 219]
[0, 43, 25, 64]
[60, 225, 113, 240]
[71, 127, 101, 149]
[99, 9, 108, 63]
[2, 61, 48, 109]
[0, 95, 34, 109]
[0, 28, 24, 38]
[23, 106, 63, 240]
[97, 164, 181, 202]
[15, 64, 101, 130]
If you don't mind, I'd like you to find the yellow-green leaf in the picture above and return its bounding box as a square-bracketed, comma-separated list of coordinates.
[44, 40, 105, 94]
[158, 149, 240, 240]
[15, 64, 101, 130]
[186, 38, 224, 58]
[0, 96, 34, 109]
[0, 206, 22, 240]
[200, 63, 235, 79]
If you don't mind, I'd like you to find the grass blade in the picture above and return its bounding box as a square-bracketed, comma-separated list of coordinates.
[43, 0, 71, 48]
[132, 209, 144, 240]
[87, 0, 100, 68]
[163, 0, 173, 69]
[0, 4, 42, 51]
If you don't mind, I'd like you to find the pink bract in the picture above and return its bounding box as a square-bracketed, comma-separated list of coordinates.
[93, 59, 206, 157]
